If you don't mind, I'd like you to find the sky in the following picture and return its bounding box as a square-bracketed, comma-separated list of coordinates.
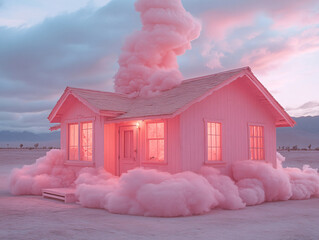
[0, 0, 318, 133]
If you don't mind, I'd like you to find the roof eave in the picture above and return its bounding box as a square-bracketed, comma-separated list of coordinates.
[104, 114, 174, 123]
[48, 87, 101, 123]
[48, 87, 70, 123]
[245, 70, 296, 128]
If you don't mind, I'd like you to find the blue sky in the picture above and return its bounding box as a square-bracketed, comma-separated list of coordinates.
[0, 0, 318, 132]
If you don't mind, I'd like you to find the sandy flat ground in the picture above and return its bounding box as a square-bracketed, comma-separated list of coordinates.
[1, 149, 319, 240]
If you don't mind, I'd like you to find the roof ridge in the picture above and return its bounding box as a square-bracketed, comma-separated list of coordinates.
[181, 66, 250, 84]
[66, 86, 130, 98]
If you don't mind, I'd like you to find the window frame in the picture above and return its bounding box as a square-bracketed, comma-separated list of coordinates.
[248, 124, 265, 161]
[144, 120, 167, 165]
[204, 119, 224, 164]
[65, 118, 95, 166]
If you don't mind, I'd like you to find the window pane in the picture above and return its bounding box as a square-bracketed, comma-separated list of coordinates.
[207, 122, 222, 161]
[148, 123, 157, 138]
[157, 123, 164, 138]
[147, 122, 165, 162]
[80, 122, 93, 161]
[215, 123, 221, 135]
[69, 147, 78, 160]
[208, 134, 212, 147]
[250, 149, 254, 160]
[158, 139, 164, 160]
[249, 126, 253, 137]
[254, 137, 257, 149]
[249, 125, 264, 160]
[148, 140, 158, 160]
[212, 135, 216, 147]
[216, 135, 221, 147]
[211, 123, 216, 135]
[208, 123, 211, 135]
[69, 124, 78, 160]
[212, 148, 217, 161]
[250, 137, 254, 148]
[217, 148, 221, 161]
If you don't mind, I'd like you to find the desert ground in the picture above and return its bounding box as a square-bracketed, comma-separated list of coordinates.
[1, 149, 319, 240]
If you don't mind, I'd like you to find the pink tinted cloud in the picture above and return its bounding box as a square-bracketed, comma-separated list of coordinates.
[195, 0, 319, 74]
[240, 28, 319, 73]
[267, 0, 319, 29]
[201, 10, 255, 41]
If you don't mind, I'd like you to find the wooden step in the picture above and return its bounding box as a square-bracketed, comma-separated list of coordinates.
[42, 188, 77, 203]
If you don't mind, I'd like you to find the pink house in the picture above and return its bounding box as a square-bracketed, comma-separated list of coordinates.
[48, 67, 295, 176]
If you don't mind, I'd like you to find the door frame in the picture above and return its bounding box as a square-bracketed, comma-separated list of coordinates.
[117, 124, 140, 175]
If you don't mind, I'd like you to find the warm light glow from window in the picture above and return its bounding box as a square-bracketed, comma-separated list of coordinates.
[207, 122, 222, 161]
[147, 122, 164, 161]
[68, 123, 79, 160]
[68, 122, 93, 161]
[249, 125, 264, 160]
[80, 122, 93, 161]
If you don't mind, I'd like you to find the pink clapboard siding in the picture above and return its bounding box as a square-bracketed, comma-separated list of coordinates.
[179, 77, 277, 175]
[104, 123, 116, 175]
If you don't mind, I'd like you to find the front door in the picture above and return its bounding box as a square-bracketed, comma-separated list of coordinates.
[119, 125, 139, 175]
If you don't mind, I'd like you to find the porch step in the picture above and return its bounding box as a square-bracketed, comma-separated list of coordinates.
[42, 188, 77, 203]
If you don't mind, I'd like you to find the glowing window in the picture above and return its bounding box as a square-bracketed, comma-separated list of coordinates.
[68, 122, 93, 161]
[207, 122, 222, 161]
[147, 122, 164, 161]
[68, 123, 79, 160]
[80, 122, 93, 161]
[249, 125, 264, 160]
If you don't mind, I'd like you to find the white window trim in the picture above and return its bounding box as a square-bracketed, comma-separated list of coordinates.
[204, 119, 225, 165]
[65, 118, 95, 166]
[247, 123, 265, 161]
[143, 120, 168, 165]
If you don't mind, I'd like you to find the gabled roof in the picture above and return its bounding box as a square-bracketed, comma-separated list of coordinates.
[48, 66, 295, 127]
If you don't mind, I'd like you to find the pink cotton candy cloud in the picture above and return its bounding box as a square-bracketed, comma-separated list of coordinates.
[200, 167, 245, 210]
[236, 179, 265, 206]
[114, 0, 201, 97]
[232, 160, 292, 202]
[9, 149, 78, 195]
[285, 165, 319, 200]
[8, 150, 319, 217]
[76, 168, 219, 217]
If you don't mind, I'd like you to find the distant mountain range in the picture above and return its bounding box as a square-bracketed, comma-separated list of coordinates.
[0, 130, 60, 148]
[277, 116, 319, 149]
[0, 116, 318, 149]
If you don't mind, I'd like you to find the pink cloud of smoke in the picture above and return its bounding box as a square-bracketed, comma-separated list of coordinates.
[8, 150, 319, 217]
[114, 0, 201, 97]
[9, 150, 77, 195]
